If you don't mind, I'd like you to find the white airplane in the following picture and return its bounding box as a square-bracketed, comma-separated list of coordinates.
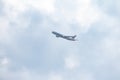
[52, 31, 77, 41]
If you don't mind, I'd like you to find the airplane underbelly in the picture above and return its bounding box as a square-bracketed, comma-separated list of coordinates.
[56, 35, 59, 37]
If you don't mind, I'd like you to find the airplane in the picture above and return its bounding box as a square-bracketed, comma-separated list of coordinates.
[52, 31, 77, 41]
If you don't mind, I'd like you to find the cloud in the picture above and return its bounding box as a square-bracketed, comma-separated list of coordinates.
[53, 0, 103, 33]
[0, 16, 12, 44]
[27, 0, 56, 13]
[0, 0, 120, 80]
[78, 72, 95, 80]
[48, 72, 63, 80]
[75, 0, 101, 27]
[64, 54, 80, 70]
[0, 0, 4, 14]
[2, 0, 56, 14]
[0, 57, 50, 80]
[0, 57, 9, 66]
[95, 0, 120, 18]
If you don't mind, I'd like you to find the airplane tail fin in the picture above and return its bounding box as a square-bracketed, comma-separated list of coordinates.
[72, 35, 76, 38]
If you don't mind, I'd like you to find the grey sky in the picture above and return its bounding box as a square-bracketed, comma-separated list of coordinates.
[0, 0, 120, 80]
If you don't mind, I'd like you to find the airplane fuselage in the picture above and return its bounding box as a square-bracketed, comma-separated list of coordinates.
[52, 31, 77, 41]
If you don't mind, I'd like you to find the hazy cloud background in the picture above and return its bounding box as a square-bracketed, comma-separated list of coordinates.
[0, 0, 120, 80]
